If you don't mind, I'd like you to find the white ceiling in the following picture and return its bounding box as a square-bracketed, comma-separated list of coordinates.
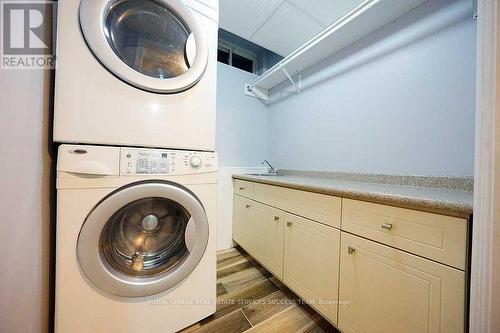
[219, 0, 366, 56]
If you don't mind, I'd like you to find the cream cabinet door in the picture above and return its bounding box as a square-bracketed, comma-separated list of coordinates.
[338, 232, 465, 333]
[283, 213, 341, 324]
[232, 194, 253, 253]
[251, 201, 285, 279]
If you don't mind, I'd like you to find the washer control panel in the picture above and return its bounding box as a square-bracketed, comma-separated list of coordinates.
[120, 148, 217, 175]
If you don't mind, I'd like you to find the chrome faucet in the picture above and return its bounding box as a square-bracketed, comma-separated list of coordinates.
[262, 160, 277, 175]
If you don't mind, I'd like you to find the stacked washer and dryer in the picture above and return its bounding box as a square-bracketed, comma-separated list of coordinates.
[53, 0, 219, 332]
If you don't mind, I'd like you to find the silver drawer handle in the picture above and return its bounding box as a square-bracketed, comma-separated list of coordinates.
[245, 204, 251, 208]
[348, 246, 356, 255]
[287, 222, 293, 227]
[381, 223, 393, 230]
[239, 186, 244, 190]
[274, 216, 280, 221]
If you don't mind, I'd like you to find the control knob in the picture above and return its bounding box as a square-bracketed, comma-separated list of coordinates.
[189, 156, 202, 169]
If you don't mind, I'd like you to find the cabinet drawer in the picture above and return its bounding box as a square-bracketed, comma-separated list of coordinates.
[342, 199, 468, 270]
[233, 180, 254, 198]
[339, 232, 465, 333]
[253, 183, 341, 228]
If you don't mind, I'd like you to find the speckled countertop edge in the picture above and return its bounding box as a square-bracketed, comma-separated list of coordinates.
[277, 169, 474, 191]
[233, 173, 473, 218]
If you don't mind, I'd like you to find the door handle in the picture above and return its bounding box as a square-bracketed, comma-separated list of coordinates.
[286, 222, 292, 227]
[381, 223, 393, 230]
[274, 216, 280, 221]
[239, 186, 244, 190]
[348, 246, 356, 254]
[245, 204, 251, 208]
[185, 33, 196, 66]
[72, 148, 88, 154]
[185, 217, 196, 252]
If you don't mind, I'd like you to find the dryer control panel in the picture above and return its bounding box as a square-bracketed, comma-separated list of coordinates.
[120, 148, 217, 175]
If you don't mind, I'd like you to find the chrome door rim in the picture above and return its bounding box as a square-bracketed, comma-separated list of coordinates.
[79, 0, 208, 93]
[77, 181, 209, 297]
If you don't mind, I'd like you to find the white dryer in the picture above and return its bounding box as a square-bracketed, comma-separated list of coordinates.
[54, 0, 219, 151]
[55, 144, 217, 332]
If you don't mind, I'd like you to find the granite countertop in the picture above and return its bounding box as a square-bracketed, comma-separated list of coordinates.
[233, 171, 473, 218]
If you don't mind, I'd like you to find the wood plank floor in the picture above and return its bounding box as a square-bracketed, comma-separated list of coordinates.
[180, 247, 340, 333]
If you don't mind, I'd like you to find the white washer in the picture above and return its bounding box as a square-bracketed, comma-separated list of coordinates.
[53, 0, 219, 151]
[55, 144, 217, 333]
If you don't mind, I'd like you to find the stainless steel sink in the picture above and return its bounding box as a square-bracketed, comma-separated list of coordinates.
[248, 173, 278, 177]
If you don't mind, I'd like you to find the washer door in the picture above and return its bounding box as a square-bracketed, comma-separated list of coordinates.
[79, 0, 208, 93]
[77, 181, 209, 297]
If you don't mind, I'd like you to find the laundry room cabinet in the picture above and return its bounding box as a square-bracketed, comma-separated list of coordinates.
[283, 213, 341, 323]
[233, 178, 469, 332]
[232, 195, 286, 278]
[338, 232, 465, 333]
[232, 180, 342, 325]
[251, 202, 285, 279]
[232, 194, 253, 253]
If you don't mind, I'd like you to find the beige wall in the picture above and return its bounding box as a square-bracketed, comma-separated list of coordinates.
[471, 2, 500, 331]
[0, 3, 54, 332]
[0, 52, 53, 333]
[492, 124, 500, 329]
[492, 3, 500, 328]
[492, 18, 500, 329]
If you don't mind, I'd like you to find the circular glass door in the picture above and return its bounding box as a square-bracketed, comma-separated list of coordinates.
[79, 0, 208, 93]
[104, 0, 190, 79]
[100, 197, 190, 277]
[77, 181, 209, 297]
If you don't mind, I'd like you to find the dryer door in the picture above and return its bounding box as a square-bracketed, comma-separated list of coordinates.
[77, 181, 209, 297]
[79, 0, 208, 93]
